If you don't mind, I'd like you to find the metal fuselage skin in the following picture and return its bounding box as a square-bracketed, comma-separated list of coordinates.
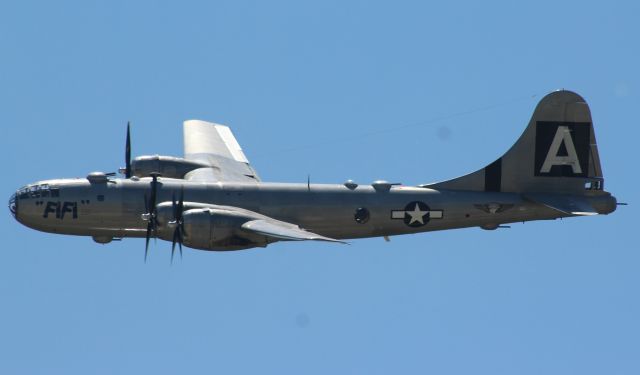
[12, 177, 617, 249]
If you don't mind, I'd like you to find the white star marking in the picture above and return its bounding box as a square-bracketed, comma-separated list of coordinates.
[406, 203, 427, 225]
[391, 203, 443, 225]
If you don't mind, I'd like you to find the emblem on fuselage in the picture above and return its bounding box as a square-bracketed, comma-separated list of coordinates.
[391, 201, 443, 227]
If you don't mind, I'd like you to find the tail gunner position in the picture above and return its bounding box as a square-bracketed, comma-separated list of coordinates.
[9, 91, 617, 259]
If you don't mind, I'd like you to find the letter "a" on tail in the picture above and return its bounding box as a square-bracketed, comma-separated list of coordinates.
[538, 124, 584, 175]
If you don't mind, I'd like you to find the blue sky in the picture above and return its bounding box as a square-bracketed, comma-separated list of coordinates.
[1, 1, 638, 374]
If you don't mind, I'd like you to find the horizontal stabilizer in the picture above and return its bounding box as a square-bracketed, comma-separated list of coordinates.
[241, 219, 346, 243]
[524, 193, 598, 216]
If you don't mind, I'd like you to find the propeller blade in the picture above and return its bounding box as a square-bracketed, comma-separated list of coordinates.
[178, 187, 184, 220]
[149, 174, 158, 210]
[178, 227, 183, 259]
[171, 229, 178, 264]
[143, 173, 161, 262]
[125, 122, 132, 178]
[178, 187, 184, 259]
[169, 186, 185, 263]
[172, 191, 177, 220]
[145, 221, 152, 262]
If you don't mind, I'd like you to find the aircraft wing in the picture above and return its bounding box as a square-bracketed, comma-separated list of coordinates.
[183, 120, 261, 183]
[241, 219, 346, 243]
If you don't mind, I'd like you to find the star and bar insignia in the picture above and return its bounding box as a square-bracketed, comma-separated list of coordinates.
[391, 201, 443, 227]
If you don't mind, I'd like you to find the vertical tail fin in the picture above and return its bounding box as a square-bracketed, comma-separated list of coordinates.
[422, 90, 605, 194]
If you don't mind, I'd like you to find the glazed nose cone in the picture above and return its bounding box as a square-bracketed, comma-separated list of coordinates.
[8, 192, 17, 219]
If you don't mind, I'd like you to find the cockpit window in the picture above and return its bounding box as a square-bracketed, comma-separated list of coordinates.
[18, 188, 29, 199]
[29, 186, 41, 198]
[19, 184, 57, 199]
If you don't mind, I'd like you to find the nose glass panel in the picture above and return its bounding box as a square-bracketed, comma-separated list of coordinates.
[9, 193, 17, 218]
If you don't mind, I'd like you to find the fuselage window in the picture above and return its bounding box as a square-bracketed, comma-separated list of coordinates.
[354, 207, 370, 224]
[584, 181, 603, 191]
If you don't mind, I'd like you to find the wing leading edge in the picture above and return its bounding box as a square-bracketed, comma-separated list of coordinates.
[183, 120, 260, 183]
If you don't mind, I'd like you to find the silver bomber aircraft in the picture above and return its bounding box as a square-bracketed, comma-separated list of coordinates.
[9, 90, 617, 260]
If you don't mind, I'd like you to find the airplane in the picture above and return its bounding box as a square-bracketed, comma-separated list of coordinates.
[9, 90, 618, 261]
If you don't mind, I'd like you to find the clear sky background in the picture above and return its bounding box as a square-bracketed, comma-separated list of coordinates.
[1, 1, 638, 374]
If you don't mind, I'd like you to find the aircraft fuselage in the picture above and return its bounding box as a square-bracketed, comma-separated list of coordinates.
[11, 177, 617, 249]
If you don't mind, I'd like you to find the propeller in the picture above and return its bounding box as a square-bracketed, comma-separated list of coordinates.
[142, 172, 161, 262]
[169, 187, 185, 264]
[122, 122, 132, 178]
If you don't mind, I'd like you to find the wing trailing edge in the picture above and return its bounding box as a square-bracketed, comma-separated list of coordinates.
[241, 219, 346, 243]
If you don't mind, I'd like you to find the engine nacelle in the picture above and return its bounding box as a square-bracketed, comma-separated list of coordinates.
[131, 155, 209, 179]
[179, 208, 269, 251]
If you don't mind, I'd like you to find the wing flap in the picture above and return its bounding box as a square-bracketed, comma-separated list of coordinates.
[241, 219, 346, 243]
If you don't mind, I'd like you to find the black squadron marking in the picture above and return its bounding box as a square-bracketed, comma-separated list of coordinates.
[484, 158, 502, 192]
[391, 201, 443, 227]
